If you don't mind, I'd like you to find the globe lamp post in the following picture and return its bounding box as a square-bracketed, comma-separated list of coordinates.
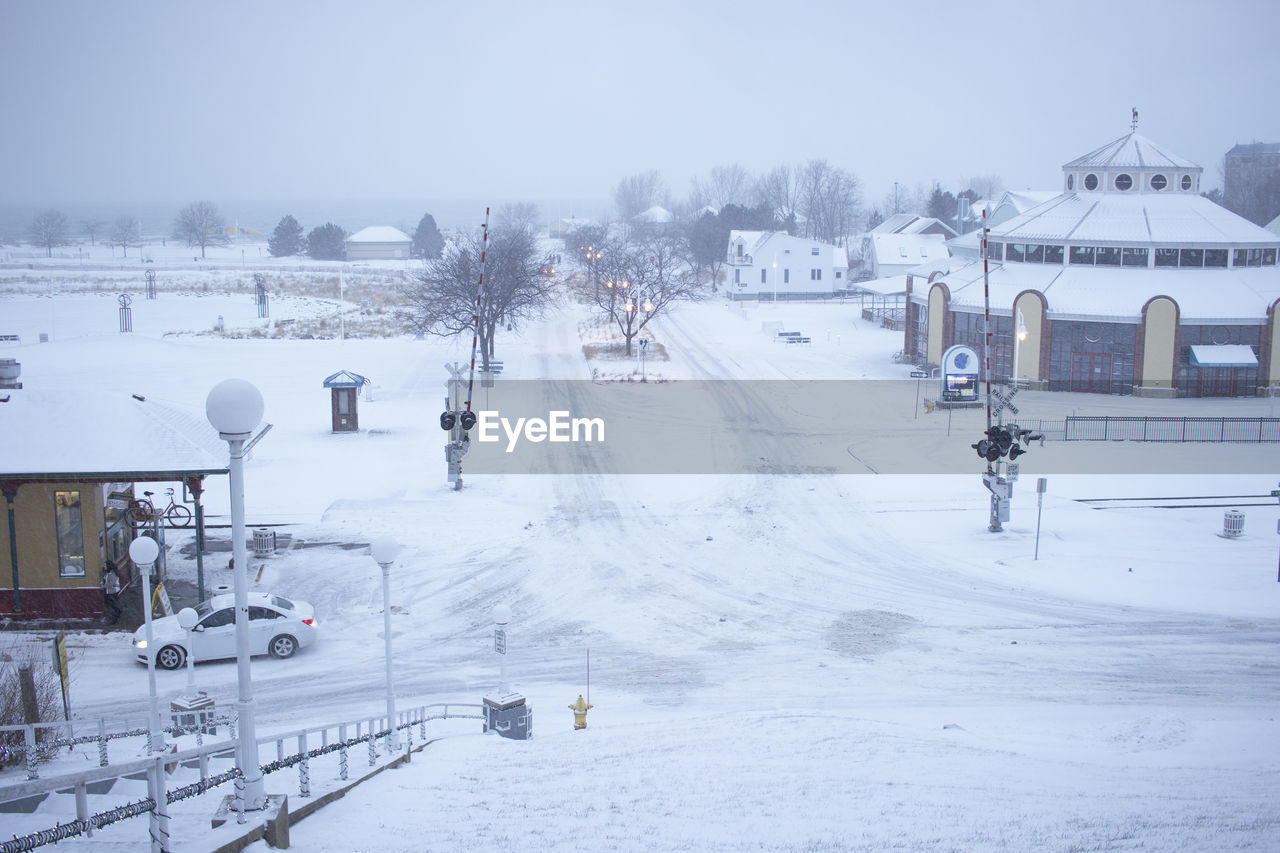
[129, 534, 163, 754]
[371, 537, 401, 750]
[205, 378, 265, 811]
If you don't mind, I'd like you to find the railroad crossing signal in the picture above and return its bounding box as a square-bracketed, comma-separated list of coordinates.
[990, 386, 1019, 418]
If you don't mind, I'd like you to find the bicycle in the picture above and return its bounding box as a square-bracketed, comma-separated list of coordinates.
[127, 487, 193, 528]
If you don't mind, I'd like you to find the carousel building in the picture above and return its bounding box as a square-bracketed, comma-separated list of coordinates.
[903, 129, 1280, 397]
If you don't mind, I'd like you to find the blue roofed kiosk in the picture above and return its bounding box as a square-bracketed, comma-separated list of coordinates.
[322, 370, 369, 432]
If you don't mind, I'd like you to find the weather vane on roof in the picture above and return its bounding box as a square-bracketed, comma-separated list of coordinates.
[1131, 107, 1139, 131]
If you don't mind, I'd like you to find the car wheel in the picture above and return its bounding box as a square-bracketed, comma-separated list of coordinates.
[269, 634, 298, 659]
[157, 645, 186, 670]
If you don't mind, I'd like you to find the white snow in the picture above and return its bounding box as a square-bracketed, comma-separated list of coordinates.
[2, 255, 1279, 851]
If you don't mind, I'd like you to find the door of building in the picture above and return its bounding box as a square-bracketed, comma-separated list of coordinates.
[1070, 353, 1113, 394]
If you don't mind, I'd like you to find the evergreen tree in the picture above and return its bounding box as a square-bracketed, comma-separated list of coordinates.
[306, 223, 347, 260]
[268, 214, 304, 257]
[411, 212, 445, 260]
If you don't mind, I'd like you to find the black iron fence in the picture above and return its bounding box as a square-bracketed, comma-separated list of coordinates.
[1063, 416, 1280, 442]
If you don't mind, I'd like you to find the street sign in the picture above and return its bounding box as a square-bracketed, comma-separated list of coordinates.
[494, 628, 507, 655]
[639, 338, 649, 351]
[910, 371, 928, 378]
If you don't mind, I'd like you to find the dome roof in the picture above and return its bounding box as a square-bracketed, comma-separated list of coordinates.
[1063, 132, 1200, 172]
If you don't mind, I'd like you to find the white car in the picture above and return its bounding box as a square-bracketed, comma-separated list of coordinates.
[133, 592, 316, 669]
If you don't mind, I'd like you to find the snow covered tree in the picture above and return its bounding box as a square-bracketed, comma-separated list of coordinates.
[927, 183, 958, 228]
[172, 201, 230, 258]
[80, 218, 103, 246]
[595, 231, 702, 356]
[399, 226, 552, 368]
[614, 171, 667, 221]
[306, 223, 347, 260]
[410, 212, 444, 260]
[108, 216, 141, 258]
[268, 214, 304, 257]
[497, 202, 541, 236]
[27, 209, 70, 256]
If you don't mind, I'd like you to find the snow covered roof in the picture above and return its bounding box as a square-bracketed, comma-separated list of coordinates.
[347, 226, 411, 244]
[991, 193, 1279, 245]
[1190, 345, 1258, 367]
[1063, 132, 1200, 172]
[919, 257, 1280, 323]
[322, 370, 369, 388]
[1267, 213, 1280, 238]
[634, 206, 674, 224]
[870, 233, 949, 265]
[0, 391, 229, 479]
[852, 274, 910, 296]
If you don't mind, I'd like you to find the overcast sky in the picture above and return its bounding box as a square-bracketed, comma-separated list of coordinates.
[3, 0, 1279, 213]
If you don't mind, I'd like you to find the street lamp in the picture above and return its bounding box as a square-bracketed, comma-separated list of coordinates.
[371, 536, 401, 750]
[1012, 308, 1027, 388]
[129, 534, 163, 754]
[177, 607, 200, 699]
[205, 378, 266, 812]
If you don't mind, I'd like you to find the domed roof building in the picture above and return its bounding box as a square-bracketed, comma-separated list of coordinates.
[903, 127, 1280, 397]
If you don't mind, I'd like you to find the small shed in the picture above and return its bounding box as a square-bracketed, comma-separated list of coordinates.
[323, 370, 369, 432]
[345, 226, 412, 261]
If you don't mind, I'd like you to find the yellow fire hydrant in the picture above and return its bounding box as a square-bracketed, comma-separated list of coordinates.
[569, 694, 593, 730]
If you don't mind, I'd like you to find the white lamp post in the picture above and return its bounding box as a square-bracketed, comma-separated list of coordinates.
[129, 534, 163, 754]
[371, 537, 401, 749]
[205, 378, 266, 811]
[177, 607, 199, 699]
[1012, 308, 1027, 388]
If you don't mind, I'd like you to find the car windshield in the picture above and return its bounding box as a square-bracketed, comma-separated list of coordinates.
[193, 600, 217, 617]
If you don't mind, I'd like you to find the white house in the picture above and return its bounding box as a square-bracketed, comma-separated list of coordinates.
[345, 226, 412, 261]
[725, 231, 849, 299]
[863, 232, 950, 279]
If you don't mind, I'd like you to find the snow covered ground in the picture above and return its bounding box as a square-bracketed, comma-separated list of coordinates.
[2, 260, 1279, 851]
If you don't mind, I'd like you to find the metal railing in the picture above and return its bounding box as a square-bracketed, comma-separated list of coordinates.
[1064, 415, 1280, 442]
[0, 703, 482, 853]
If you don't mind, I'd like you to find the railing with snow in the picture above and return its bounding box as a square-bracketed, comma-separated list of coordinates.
[0, 703, 482, 853]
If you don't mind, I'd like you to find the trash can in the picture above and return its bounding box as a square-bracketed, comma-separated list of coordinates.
[253, 528, 276, 557]
[1222, 509, 1245, 538]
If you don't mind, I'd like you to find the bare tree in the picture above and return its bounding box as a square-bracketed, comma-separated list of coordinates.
[172, 201, 231, 258]
[796, 159, 862, 246]
[496, 202, 542, 235]
[594, 230, 702, 356]
[966, 174, 1005, 202]
[109, 216, 141, 257]
[614, 171, 667, 221]
[754, 165, 801, 231]
[27, 209, 70, 257]
[399, 227, 552, 367]
[80, 218, 104, 246]
[689, 164, 753, 211]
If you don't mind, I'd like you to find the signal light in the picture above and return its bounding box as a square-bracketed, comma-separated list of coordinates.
[459, 410, 477, 431]
[440, 411, 456, 431]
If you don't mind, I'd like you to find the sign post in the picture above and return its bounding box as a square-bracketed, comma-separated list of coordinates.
[1035, 478, 1048, 560]
[910, 370, 928, 418]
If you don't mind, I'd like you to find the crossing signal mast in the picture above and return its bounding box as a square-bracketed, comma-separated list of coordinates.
[974, 386, 1042, 532]
[440, 208, 490, 491]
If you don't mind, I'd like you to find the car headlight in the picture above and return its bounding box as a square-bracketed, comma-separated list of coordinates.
[134, 639, 147, 649]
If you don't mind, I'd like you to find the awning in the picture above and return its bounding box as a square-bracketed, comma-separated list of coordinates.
[1189, 345, 1258, 367]
[322, 370, 370, 388]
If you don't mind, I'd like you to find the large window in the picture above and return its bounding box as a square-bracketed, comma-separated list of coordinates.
[986, 242, 1002, 261]
[1114, 173, 1133, 191]
[1084, 174, 1099, 191]
[1179, 248, 1204, 268]
[1266, 249, 1278, 265]
[1006, 243, 1024, 262]
[1155, 249, 1179, 268]
[1204, 249, 1228, 268]
[1122, 248, 1148, 267]
[1069, 246, 1095, 265]
[1095, 247, 1121, 266]
[1150, 174, 1167, 191]
[1043, 245, 1064, 264]
[55, 490, 85, 578]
